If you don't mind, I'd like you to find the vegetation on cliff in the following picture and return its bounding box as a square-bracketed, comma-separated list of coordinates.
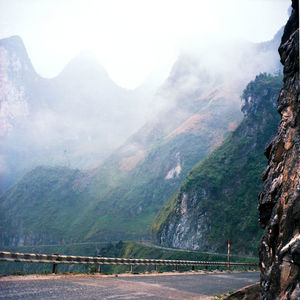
[152, 73, 282, 255]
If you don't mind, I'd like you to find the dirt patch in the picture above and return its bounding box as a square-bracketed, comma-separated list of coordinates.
[228, 121, 238, 132]
[0, 270, 253, 282]
[119, 150, 145, 171]
[166, 113, 212, 139]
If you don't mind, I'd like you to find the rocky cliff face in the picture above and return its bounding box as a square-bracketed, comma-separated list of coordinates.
[0, 36, 41, 191]
[152, 73, 282, 254]
[258, 1, 299, 299]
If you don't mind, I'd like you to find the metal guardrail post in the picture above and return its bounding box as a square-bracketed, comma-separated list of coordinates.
[52, 263, 57, 274]
[96, 256, 101, 273]
[52, 254, 59, 274]
[97, 264, 101, 273]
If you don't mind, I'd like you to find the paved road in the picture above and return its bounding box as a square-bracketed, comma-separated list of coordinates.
[0, 272, 259, 299]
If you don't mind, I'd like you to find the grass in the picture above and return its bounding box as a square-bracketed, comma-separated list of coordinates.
[212, 289, 235, 300]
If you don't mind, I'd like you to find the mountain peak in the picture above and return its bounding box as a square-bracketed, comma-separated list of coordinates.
[55, 51, 114, 86]
[0, 35, 29, 60]
[0, 35, 25, 49]
[0, 35, 37, 77]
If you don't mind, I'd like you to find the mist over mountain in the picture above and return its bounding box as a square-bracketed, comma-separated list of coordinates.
[0, 29, 283, 195]
[0, 27, 285, 247]
[0, 36, 157, 193]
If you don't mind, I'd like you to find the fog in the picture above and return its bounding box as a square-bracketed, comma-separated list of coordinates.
[0, 0, 290, 193]
[0, 0, 290, 89]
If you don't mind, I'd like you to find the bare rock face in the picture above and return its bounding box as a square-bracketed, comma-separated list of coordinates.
[258, 1, 300, 299]
[225, 283, 260, 300]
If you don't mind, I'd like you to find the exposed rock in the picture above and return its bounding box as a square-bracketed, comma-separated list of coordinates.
[258, 0, 300, 299]
[165, 152, 182, 180]
[224, 283, 260, 300]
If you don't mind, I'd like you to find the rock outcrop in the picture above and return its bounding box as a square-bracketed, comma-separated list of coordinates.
[225, 283, 260, 300]
[258, 0, 299, 298]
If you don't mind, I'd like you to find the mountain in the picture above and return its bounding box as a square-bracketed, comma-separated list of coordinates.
[0, 37, 155, 193]
[0, 61, 244, 246]
[152, 73, 282, 255]
[0, 30, 283, 247]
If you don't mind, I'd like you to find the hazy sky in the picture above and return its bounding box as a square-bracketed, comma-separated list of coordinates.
[0, 0, 290, 89]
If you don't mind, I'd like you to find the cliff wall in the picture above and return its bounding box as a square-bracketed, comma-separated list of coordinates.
[258, 0, 299, 298]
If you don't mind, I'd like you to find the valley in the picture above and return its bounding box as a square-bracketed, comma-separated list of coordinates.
[0, 29, 283, 256]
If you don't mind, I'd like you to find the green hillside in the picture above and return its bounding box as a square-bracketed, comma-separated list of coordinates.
[0, 80, 242, 246]
[152, 73, 282, 255]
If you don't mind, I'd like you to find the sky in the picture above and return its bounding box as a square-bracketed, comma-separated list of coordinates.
[0, 0, 290, 89]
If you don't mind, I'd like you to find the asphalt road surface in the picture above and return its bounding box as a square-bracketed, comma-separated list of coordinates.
[0, 271, 259, 299]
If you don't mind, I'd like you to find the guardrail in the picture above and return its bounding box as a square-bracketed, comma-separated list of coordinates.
[0, 251, 258, 274]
